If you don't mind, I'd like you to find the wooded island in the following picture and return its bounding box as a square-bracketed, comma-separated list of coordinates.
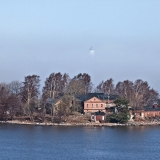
[0, 72, 159, 125]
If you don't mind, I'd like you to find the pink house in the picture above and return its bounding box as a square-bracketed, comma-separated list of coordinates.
[84, 96, 115, 113]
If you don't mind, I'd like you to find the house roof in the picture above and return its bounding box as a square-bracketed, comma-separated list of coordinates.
[144, 108, 160, 111]
[94, 111, 105, 115]
[46, 98, 63, 106]
[134, 107, 160, 112]
[77, 93, 118, 102]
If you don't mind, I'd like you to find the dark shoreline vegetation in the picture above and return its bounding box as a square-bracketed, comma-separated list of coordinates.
[0, 72, 159, 124]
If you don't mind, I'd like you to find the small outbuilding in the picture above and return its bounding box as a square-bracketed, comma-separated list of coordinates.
[91, 111, 105, 122]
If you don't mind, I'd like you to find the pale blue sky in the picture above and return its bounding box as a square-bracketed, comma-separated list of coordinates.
[0, 0, 160, 91]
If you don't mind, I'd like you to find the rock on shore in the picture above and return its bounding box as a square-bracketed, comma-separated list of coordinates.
[0, 120, 160, 127]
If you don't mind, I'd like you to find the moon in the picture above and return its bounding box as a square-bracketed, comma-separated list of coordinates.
[89, 47, 95, 56]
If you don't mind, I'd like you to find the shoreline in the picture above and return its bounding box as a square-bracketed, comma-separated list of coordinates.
[1, 120, 160, 127]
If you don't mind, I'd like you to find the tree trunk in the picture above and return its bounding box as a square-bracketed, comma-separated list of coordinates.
[51, 105, 54, 123]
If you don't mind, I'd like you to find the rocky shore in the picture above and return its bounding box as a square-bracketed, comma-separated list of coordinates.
[0, 120, 160, 127]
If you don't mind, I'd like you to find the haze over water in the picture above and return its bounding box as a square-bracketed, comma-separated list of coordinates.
[0, 124, 160, 160]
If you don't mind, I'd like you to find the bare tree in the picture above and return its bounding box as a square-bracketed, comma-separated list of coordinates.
[43, 72, 69, 100]
[20, 75, 40, 121]
[143, 88, 159, 107]
[67, 79, 85, 96]
[7, 94, 22, 120]
[0, 83, 22, 120]
[96, 78, 114, 94]
[115, 80, 134, 106]
[0, 83, 10, 120]
[132, 79, 149, 109]
[66, 78, 85, 111]
[115, 79, 159, 109]
[42, 72, 69, 122]
[8, 81, 22, 95]
[73, 73, 93, 94]
[0, 83, 10, 98]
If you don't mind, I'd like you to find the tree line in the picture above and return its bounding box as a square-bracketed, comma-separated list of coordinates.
[0, 72, 159, 122]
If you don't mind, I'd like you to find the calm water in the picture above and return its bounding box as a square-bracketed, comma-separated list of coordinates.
[0, 124, 160, 160]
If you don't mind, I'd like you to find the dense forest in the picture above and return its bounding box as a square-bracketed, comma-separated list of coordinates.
[0, 72, 159, 122]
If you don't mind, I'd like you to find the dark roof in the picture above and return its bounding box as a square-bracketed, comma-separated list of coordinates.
[135, 107, 160, 111]
[94, 111, 105, 115]
[77, 93, 118, 102]
[46, 98, 62, 105]
[144, 108, 160, 111]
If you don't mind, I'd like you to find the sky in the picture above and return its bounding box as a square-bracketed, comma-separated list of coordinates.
[0, 0, 160, 92]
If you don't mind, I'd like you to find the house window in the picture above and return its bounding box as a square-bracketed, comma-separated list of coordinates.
[92, 104, 93, 107]
[101, 104, 103, 107]
[96, 104, 98, 108]
[86, 104, 88, 108]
